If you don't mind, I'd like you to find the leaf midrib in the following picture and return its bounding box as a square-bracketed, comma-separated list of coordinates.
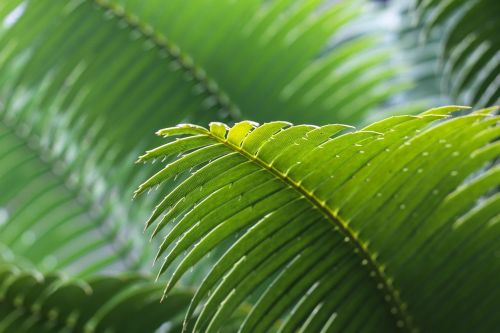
[207, 130, 417, 332]
[91, 0, 242, 121]
[0, 116, 135, 273]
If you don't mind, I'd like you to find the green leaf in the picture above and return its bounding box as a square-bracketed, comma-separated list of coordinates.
[0, 122, 137, 276]
[137, 106, 500, 333]
[0, 0, 408, 276]
[405, 0, 500, 106]
[0, 263, 191, 333]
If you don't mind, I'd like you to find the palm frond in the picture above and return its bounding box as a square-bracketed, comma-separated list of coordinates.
[0, 0, 410, 276]
[405, 0, 500, 106]
[137, 106, 499, 332]
[103, 0, 407, 124]
[0, 113, 143, 276]
[0, 263, 191, 332]
[0, 0, 404, 129]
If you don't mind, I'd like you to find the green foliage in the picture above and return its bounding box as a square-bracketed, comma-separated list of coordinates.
[0, 0, 399, 130]
[100, 0, 403, 124]
[0, 0, 404, 277]
[406, 0, 500, 106]
[0, 114, 142, 276]
[0, 263, 191, 332]
[0, 0, 498, 332]
[137, 106, 499, 332]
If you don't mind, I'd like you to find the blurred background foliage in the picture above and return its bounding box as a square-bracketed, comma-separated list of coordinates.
[0, 0, 498, 331]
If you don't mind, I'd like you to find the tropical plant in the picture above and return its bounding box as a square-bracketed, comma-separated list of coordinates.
[396, 0, 500, 107]
[0, 0, 498, 332]
[136, 106, 499, 333]
[0, 263, 192, 332]
[0, 0, 402, 275]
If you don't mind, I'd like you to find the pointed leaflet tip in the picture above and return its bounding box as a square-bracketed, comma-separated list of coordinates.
[421, 105, 471, 116]
[161, 278, 175, 301]
[472, 105, 499, 115]
[132, 188, 141, 198]
[153, 245, 165, 265]
[156, 124, 209, 137]
[151, 220, 165, 239]
[209, 122, 229, 139]
[144, 213, 157, 231]
[234, 120, 259, 127]
[181, 321, 189, 333]
[136, 150, 156, 164]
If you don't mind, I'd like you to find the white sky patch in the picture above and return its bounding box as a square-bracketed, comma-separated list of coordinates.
[3, 2, 27, 28]
[0, 208, 8, 227]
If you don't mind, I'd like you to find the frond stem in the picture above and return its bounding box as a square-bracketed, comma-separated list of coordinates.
[209, 132, 418, 333]
[91, 0, 242, 121]
[0, 115, 138, 273]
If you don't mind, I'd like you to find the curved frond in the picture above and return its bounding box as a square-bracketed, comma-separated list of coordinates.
[137, 106, 500, 332]
[0, 0, 403, 130]
[0, 122, 130, 276]
[0, 87, 152, 275]
[0, 263, 191, 332]
[408, 0, 500, 106]
[104, 0, 406, 124]
[0, 0, 409, 276]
